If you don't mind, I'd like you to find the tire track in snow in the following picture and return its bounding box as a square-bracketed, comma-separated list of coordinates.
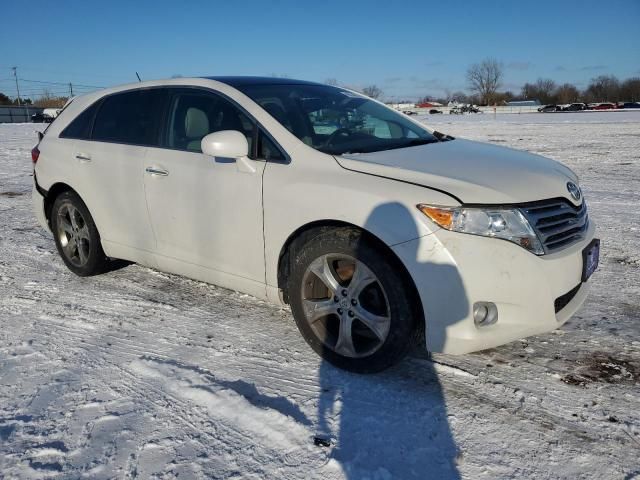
[13, 324, 323, 478]
[11, 272, 640, 462]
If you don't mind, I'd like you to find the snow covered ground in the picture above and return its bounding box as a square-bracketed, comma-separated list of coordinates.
[0, 112, 639, 479]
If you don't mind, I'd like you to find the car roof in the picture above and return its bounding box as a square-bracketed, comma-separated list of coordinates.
[202, 76, 324, 87]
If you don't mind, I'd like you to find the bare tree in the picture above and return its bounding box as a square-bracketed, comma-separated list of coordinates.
[619, 77, 640, 102]
[450, 91, 469, 104]
[466, 58, 503, 105]
[33, 89, 68, 108]
[493, 91, 515, 104]
[418, 94, 455, 105]
[521, 78, 557, 104]
[361, 85, 383, 99]
[324, 78, 338, 86]
[521, 82, 536, 100]
[555, 83, 580, 104]
[417, 95, 435, 104]
[584, 75, 620, 102]
[535, 78, 557, 104]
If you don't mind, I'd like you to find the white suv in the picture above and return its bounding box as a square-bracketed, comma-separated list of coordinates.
[32, 77, 599, 372]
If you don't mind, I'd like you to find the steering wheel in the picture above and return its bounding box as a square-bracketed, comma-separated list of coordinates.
[323, 128, 353, 147]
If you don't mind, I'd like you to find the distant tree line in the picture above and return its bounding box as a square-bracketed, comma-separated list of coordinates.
[4, 69, 637, 110]
[0, 89, 68, 108]
[326, 60, 640, 107]
[519, 75, 640, 105]
[0, 92, 32, 105]
[464, 58, 640, 106]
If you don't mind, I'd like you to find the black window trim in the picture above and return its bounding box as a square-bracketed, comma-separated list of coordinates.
[59, 97, 102, 141]
[155, 85, 290, 163]
[157, 87, 259, 159]
[61, 84, 291, 163]
[60, 85, 170, 146]
[90, 86, 169, 148]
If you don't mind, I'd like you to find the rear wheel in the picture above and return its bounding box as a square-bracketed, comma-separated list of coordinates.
[51, 191, 108, 276]
[289, 228, 419, 373]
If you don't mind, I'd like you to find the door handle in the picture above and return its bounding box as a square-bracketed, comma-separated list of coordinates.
[75, 153, 91, 162]
[145, 167, 169, 176]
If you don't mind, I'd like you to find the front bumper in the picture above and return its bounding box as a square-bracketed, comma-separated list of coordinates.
[392, 220, 596, 354]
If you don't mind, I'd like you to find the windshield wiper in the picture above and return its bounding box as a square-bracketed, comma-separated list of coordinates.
[371, 138, 439, 153]
[328, 138, 440, 155]
[432, 130, 454, 141]
[407, 138, 439, 146]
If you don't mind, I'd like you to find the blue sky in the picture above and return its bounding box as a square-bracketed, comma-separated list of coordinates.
[1, 0, 638, 100]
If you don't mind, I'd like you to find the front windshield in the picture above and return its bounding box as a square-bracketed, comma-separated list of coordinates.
[237, 84, 440, 155]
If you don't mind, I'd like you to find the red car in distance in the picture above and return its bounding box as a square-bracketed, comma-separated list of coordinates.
[591, 103, 616, 110]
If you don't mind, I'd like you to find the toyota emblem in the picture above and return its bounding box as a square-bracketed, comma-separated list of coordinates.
[566, 182, 581, 201]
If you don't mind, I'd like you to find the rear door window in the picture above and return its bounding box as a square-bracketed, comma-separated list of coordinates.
[92, 89, 166, 146]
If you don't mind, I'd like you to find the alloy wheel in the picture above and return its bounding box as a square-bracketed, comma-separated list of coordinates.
[300, 254, 391, 358]
[56, 203, 91, 267]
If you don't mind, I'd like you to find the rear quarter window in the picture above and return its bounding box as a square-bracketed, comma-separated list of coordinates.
[59, 101, 100, 140]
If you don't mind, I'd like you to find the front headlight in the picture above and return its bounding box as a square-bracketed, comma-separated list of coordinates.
[417, 204, 544, 255]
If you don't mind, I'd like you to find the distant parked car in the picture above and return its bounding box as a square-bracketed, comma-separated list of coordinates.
[562, 103, 587, 112]
[43, 108, 61, 120]
[450, 104, 481, 114]
[621, 102, 640, 109]
[429, 109, 443, 114]
[402, 110, 417, 116]
[538, 105, 560, 113]
[31, 112, 46, 123]
[32, 108, 61, 123]
[591, 103, 616, 110]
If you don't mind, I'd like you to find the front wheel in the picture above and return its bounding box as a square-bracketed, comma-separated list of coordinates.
[288, 228, 420, 373]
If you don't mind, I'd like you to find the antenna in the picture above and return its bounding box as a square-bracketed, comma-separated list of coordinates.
[136, 72, 142, 82]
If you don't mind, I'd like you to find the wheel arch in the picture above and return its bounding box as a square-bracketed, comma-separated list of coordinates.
[43, 182, 77, 227]
[276, 220, 425, 346]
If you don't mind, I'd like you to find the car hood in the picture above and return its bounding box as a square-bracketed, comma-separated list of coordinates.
[336, 138, 580, 205]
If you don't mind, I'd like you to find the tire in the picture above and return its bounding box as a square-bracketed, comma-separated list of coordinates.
[50, 191, 108, 276]
[288, 227, 420, 373]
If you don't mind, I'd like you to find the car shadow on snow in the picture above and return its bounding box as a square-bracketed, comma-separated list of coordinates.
[315, 202, 466, 479]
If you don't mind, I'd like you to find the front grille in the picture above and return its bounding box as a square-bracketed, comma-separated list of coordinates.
[554, 284, 581, 313]
[520, 198, 588, 253]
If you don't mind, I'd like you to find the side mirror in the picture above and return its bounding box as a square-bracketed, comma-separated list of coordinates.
[201, 130, 249, 159]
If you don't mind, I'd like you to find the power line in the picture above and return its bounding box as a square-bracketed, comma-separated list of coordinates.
[0, 71, 106, 100]
[13, 90, 72, 95]
[0, 65, 126, 82]
[19, 78, 104, 89]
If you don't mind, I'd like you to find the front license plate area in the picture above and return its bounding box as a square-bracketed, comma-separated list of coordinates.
[582, 238, 600, 282]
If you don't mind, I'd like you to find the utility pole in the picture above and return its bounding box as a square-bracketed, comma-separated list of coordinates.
[12, 67, 21, 106]
[69, 82, 73, 97]
[12, 67, 29, 122]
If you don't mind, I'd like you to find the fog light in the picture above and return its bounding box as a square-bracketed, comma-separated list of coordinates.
[473, 302, 498, 327]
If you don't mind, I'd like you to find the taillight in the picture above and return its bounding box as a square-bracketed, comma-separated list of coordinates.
[31, 146, 40, 164]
